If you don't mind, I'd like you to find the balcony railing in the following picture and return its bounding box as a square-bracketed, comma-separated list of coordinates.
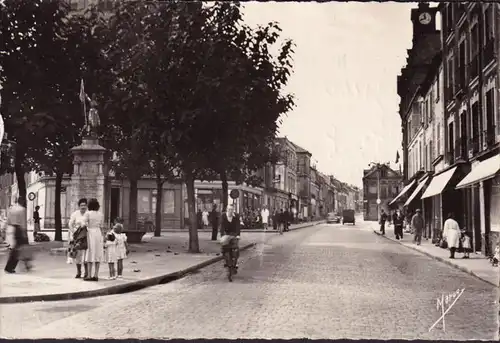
[469, 55, 479, 81]
[454, 137, 468, 161]
[484, 126, 497, 147]
[468, 135, 480, 155]
[483, 38, 495, 66]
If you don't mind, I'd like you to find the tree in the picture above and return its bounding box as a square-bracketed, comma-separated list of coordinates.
[141, 2, 294, 252]
[1, 0, 115, 240]
[0, 0, 70, 205]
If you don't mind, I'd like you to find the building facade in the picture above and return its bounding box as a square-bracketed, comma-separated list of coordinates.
[440, 2, 500, 254]
[397, 3, 500, 256]
[362, 164, 402, 221]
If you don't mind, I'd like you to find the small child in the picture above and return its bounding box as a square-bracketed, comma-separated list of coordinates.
[104, 227, 118, 279]
[460, 230, 471, 259]
[113, 223, 128, 278]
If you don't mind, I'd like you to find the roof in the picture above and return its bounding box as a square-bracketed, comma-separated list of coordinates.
[362, 164, 401, 180]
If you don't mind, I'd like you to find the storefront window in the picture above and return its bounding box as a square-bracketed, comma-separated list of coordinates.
[138, 189, 151, 213]
[163, 190, 175, 214]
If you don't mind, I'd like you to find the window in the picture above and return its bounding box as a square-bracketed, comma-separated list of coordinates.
[437, 123, 441, 156]
[427, 98, 434, 123]
[471, 24, 479, 58]
[446, 54, 455, 93]
[368, 185, 377, 194]
[484, 6, 495, 42]
[448, 122, 455, 156]
[458, 40, 466, 86]
[429, 140, 434, 165]
[424, 143, 427, 171]
[163, 190, 175, 214]
[435, 72, 440, 102]
[380, 185, 387, 198]
[138, 190, 151, 213]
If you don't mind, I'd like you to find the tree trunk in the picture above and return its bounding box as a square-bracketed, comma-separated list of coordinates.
[54, 172, 63, 241]
[128, 178, 138, 231]
[185, 171, 199, 253]
[14, 148, 27, 207]
[154, 175, 164, 237]
[221, 170, 229, 212]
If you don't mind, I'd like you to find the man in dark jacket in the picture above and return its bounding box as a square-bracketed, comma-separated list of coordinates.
[393, 210, 404, 240]
[411, 208, 424, 245]
[210, 204, 219, 241]
[284, 209, 290, 232]
[379, 210, 388, 235]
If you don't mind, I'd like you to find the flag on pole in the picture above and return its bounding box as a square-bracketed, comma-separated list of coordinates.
[395, 151, 400, 164]
[79, 79, 86, 103]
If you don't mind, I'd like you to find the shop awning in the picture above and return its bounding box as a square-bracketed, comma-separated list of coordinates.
[456, 155, 500, 189]
[389, 180, 416, 205]
[403, 176, 429, 207]
[421, 167, 458, 199]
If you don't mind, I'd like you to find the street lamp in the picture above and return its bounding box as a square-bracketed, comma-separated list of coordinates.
[368, 162, 383, 222]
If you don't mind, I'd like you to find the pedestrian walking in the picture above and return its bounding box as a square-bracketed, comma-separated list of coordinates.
[4, 202, 32, 274]
[104, 227, 118, 280]
[393, 210, 404, 240]
[284, 208, 290, 232]
[261, 206, 270, 231]
[84, 198, 104, 281]
[68, 198, 88, 278]
[202, 208, 209, 228]
[272, 209, 278, 230]
[33, 205, 41, 238]
[114, 223, 128, 278]
[442, 212, 460, 259]
[379, 210, 388, 235]
[460, 229, 471, 259]
[210, 204, 219, 241]
[277, 209, 284, 235]
[197, 209, 203, 231]
[411, 209, 424, 245]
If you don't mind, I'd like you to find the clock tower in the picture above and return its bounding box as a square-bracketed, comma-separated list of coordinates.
[410, 2, 438, 38]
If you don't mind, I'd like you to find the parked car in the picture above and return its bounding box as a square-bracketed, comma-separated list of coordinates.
[342, 209, 355, 225]
[326, 212, 341, 224]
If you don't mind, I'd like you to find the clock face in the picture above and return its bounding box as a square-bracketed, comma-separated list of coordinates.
[419, 12, 432, 25]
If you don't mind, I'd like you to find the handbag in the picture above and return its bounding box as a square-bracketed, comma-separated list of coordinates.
[440, 238, 448, 249]
[73, 226, 88, 250]
[67, 241, 78, 258]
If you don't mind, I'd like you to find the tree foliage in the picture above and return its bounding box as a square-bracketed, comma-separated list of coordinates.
[1, 0, 294, 251]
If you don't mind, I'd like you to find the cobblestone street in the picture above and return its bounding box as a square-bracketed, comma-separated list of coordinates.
[1, 221, 496, 340]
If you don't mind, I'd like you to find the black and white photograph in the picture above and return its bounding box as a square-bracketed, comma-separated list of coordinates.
[0, 0, 499, 340]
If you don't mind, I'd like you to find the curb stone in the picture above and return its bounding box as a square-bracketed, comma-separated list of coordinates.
[373, 230, 498, 288]
[0, 242, 258, 304]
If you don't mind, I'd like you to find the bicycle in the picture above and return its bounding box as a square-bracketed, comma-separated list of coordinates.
[221, 236, 239, 282]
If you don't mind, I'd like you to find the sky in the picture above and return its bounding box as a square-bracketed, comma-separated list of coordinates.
[242, 2, 418, 188]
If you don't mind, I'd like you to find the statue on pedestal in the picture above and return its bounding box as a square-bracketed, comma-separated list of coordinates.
[84, 95, 101, 138]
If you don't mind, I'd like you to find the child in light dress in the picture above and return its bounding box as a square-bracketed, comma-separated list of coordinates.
[113, 223, 128, 278]
[460, 230, 471, 259]
[104, 227, 118, 279]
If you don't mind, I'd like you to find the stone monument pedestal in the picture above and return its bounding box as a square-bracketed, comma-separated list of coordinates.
[70, 136, 106, 216]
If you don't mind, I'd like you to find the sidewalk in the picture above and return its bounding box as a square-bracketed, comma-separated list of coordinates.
[0, 220, 324, 303]
[372, 223, 498, 287]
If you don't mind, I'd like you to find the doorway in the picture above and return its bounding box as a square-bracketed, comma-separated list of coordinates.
[110, 187, 120, 224]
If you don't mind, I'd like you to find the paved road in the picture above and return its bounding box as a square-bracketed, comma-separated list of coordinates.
[1, 222, 497, 340]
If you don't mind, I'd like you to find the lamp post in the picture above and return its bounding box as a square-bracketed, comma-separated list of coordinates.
[369, 162, 383, 222]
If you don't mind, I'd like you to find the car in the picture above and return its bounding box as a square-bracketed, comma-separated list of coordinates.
[326, 212, 341, 224]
